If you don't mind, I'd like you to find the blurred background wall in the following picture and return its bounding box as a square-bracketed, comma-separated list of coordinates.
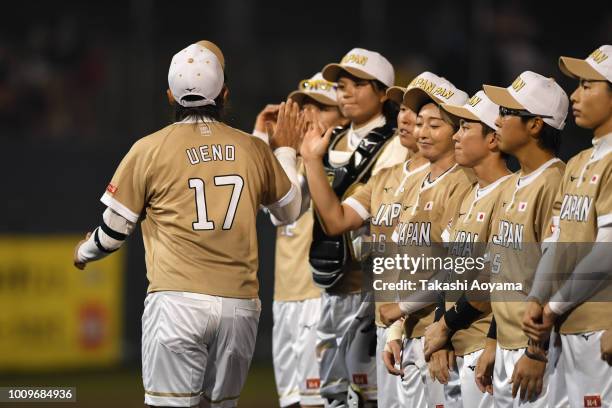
[0, 0, 610, 405]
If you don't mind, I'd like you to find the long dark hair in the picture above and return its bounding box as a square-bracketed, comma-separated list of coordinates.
[174, 92, 226, 122]
[371, 79, 399, 128]
[173, 73, 228, 122]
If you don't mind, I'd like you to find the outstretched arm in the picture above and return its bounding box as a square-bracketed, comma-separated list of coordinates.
[300, 117, 364, 236]
[74, 207, 136, 269]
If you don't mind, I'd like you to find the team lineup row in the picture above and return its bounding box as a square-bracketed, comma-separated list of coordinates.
[73, 41, 612, 408]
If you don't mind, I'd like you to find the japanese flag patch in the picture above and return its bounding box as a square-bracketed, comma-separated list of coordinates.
[476, 212, 486, 222]
[518, 202, 528, 212]
[424, 201, 434, 211]
[590, 174, 599, 184]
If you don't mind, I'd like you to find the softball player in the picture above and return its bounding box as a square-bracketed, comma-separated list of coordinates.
[421, 90, 513, 408]
[254, 73, 346, 408]
[522, 44, 612, 408]
[73, 40, 303, 408]
[300, 77, 429, 407]
[306, 48, 408, 408]
[481, 71, 568, 407]
[380, 72, 474, 407]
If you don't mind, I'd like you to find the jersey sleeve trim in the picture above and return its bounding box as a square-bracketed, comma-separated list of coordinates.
[597, 213, 612, 229]
[100, 193, 140, 223]
[343, 197, 370, 221]
[267, 183, 297, 210]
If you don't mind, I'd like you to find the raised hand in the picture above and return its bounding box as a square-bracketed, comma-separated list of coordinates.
[254, 103, 280, 134]
[268, 100, 304, 150]
[300, 110, 332, 161]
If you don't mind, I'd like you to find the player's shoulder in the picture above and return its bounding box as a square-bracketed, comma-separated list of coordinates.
[565, 148, 593, 171]
[497, 172, 517, 190]
[449, 165, 477, 185]
[212, 122, 271, 151]
[126, 124, 178, 154]
[378, 159, 406, 178]
[543, 159, 566, 182]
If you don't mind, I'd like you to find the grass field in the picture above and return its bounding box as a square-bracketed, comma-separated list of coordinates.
[0, 363, 278, 407]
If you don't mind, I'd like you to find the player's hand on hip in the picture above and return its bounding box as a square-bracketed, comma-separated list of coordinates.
[601, 329, 612, 365]
[383, 339, 403, 376]
[424, 317, 450, 361]
[510, 352, 546, 402]
[300, 111, 332, 162]
[475, 338, 496, 395]
[73, 232, 92, 270]
[379, 303, 402, 327]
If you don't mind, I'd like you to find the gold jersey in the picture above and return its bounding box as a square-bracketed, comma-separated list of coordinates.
[444, 174, 514, 356]
[552, 136, 612, 334]
[101, 120, 292, 299]
[488, 159, 565, 349]
[344, 160, 430, 326]
[326, 132, 409, 294]
[394, 165, 477, 338]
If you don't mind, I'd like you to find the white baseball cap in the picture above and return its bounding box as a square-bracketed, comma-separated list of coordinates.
[168, 42, 224, 107]
[559, 45, 612, 82]
[440, 91, 499, 130]
[386, 86, 406, 105]
[322, 48, 395, 88]
[403, 72, 468, 112]
[483, 71, 569, 130]
[288, 72, 338, 107]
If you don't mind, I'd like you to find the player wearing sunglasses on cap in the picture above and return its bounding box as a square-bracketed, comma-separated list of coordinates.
[475, 71, 568, 406]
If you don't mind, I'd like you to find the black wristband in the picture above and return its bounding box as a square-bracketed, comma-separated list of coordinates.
[443, 293, 483, 333]
[434, 292, 446, 322]
[528, 337, 550, 351]
[94, 228, 118, 254]
[487, 316, 497, 340]
[524, 348, 548, 363]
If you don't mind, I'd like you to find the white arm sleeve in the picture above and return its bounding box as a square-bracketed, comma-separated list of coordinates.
[252, 128, 269, 144]
[548, 225, 612, 315]
[270, 173, 311, 226]
[386, 319, 405, 343]
[266, 147, 302, 224]
[77, 208, 136, 263]
[398, 267, 449, 315]
[399, 299, 436, 315]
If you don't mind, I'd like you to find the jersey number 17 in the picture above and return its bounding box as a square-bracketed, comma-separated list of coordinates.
[188, 175, 244, 231]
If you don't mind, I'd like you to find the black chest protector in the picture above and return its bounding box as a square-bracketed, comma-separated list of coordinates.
[309, 122, 396, 289]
